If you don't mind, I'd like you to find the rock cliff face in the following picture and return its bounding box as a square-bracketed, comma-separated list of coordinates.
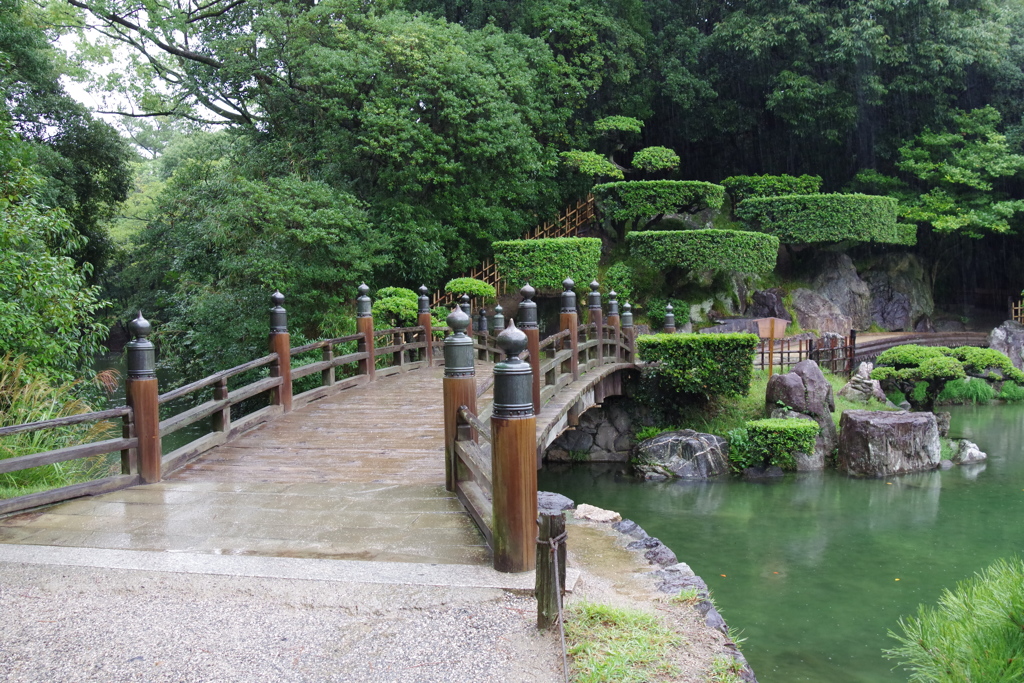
[811, 253, 872, 330]
[765, 360, 836, 470]
[838, 410, 941, 476]
[863, 254, 934, 330]
[790, 289, 852, 335]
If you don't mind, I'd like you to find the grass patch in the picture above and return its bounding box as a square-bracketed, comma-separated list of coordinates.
[566, 601, 681, 683]
[936, 377, 996, 405]
[707, 655, 746, 683]
[886, 557, 1024, 682]
[999, 382, 1024, 402]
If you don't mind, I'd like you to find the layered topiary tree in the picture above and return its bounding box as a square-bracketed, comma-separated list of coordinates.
[721, 174, 822, 204]
[493, 237, 601, 291]
[593, 180, 726, 239]
[736, 193, 914, 245]
[444, 277, 496, 302]
[372, 286, 418, 327]
[866, 344, 1024, 411]
[627, 230, 779, 275]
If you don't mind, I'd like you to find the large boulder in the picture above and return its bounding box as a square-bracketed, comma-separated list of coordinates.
[790, 289, 852, 335]
[765, 360, 837, 469]
[838, 410, 941, 476]
[838, 362, 893, 405]
[988, 320, 1024, 371]
[953, 440, 987, 465]
[749, 288, 791, 321]
[863, 254, 934, 331]
[633, 430, 730, 480]
[811, 253, 872, 330]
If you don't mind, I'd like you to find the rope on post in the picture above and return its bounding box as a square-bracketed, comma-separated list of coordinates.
[536, 513, 569, 683]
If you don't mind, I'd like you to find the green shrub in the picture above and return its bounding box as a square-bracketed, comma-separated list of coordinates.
[886, 557, 1024, 682]
[875, 345, 952, 369]
[627, 230, 778, 274]
[999, 382, 1024, 401]
[632, 146, 680, 173]
[601, 262, 634, 304]
[936, 378, 997, 404]
[646, 298, 688, 329]
[493, 237, 601, 291]
[560, 150, 624, 180]
[595, 115, 643, 134]
[371, 295, 417, 327]
[443, 277, 496, 301]
[721, 174, 822, 203]
[593, 180, 726, 224]
[375, 287, 418, 304]
[636, 333, 759, 398]
[742, 418, 819, 470]
[736, 193, 910, 245]
[871, 345, 967, 411]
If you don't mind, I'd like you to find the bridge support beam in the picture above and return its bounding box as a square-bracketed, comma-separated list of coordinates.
[443, 306, 476, 492]
[491, 321, 537, 573]
[125, 313, 161, 483]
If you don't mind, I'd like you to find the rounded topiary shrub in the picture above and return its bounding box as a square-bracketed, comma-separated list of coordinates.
[626, 229, 779, 274]
[593, 180, 726, 223]
[735, 193, 910, 245]
[493, 237, 601, 291]
[444, 277, 496, 301]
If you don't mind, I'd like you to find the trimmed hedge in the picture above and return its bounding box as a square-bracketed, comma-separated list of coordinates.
[721, 174, 822, 203]
[632, 146, 680, 173]
[735, 193, 910, 245]
[950, 347, 1024, 383]
[744, 418, 819, 470]
[635, 332, 759, 397]
[444, 277, 496, 301]
[493, 237, 601, 292]
[627, 229, 779, 273]
[593, 180, 725, 223]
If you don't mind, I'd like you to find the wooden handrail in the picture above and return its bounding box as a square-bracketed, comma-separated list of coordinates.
[289, 333, 363, 356]
[457, 405, 491, 443]
[158, 353, 278, 404]
[0, 406, 131, 438]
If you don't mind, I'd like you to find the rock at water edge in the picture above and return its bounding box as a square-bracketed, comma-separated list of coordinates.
[838, 410, 941, 476]
[633, 430, 730, 480]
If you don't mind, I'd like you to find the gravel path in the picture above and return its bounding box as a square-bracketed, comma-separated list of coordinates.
[0, 552, 562, 683]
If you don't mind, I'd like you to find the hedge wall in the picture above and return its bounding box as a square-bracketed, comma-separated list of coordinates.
[492, 237, 601, 291]
[626, 229, 779, 273]
[744, 418, 819, 470]
[721, 174, 822, 203]
[635, 332, 759, 397]
[735, 193, 910, 245]
[593, 180, 726, 223]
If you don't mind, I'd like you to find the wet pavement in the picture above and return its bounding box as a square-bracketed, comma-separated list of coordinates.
[0, 366, 491, 565]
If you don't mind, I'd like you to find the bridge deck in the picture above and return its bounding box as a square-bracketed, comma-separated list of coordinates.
[0, 366, 491, 565]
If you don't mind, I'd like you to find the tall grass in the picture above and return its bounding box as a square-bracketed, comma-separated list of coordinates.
[886, 557, 1024, 682]
[0, 355, 119, 498]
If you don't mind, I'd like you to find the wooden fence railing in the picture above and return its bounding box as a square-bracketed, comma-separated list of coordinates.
[433, 195, 596, 307]
[446, 281, 635, 572]
[1011, 299, 1023, 324]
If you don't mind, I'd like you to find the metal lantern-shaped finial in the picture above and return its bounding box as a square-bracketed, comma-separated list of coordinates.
[126, 311, 156, 378]
[270, 291, 288, 333]
[492, 304, 505, 332]
[561, 278, 576, 313]
[608, 290, 619, 317]
[588, 280, 602, 310]
[417, 285, 430, 314]
[460, 293, 471, 317]
[664, 303, 676, 332]
[493, 320, 532, 418]
[518, 283, 537, 330]
[477, 308, 488, 334]
[444, 305, 474, 378]
[621, 302, 634, 328]
[356, 283, 372, 318]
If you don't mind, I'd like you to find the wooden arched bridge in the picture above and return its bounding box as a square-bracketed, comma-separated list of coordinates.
[0, 281, 636, 573]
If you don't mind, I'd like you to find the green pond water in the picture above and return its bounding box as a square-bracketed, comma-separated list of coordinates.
[538, 403, 1024, 682]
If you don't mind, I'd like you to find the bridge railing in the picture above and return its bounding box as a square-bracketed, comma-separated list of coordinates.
[445, 279, 637, 572]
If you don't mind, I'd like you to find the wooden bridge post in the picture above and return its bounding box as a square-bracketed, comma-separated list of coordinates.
[621, 302, 635, 363]
[560, 278, 580, 381]
[518, 284, 541, 414]
[491, 321, 537, 573]
[588, 280, 603, 366]
[356, 284, 375, 381]
[443, 306, 476, 492]
[418, 285, 433, 365]
[125, 312, 161, 483]
[663, 302, 676, 334]
[847, 329, 857, 374]
[269, 291, 293, 412]
[607, 291, 621, 362]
